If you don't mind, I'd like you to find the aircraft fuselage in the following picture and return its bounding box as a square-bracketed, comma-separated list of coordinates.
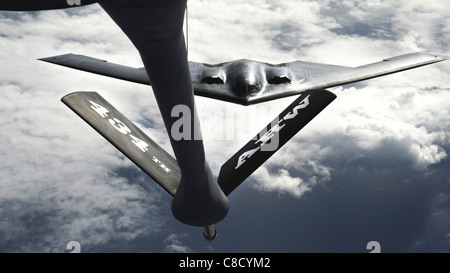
[198, 59, 294, 97]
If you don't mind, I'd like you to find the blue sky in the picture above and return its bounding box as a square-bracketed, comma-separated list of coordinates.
[0, 0, 449, 252]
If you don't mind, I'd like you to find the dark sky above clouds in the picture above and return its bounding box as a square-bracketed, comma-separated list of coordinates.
[0, 0, 449, 253]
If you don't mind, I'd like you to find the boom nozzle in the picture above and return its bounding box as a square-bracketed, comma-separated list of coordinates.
[203, 225, 218, 241]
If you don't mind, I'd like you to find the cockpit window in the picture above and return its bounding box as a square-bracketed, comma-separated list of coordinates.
[267, 76, 291, 85]
[201, 76, 225, 85]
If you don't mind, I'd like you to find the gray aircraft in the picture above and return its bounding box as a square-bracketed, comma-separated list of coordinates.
[1, 0, 447, 241]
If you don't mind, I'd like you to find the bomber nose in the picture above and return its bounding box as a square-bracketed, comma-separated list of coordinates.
[232, 75, 261, 96]
[227, 60, 265, 96]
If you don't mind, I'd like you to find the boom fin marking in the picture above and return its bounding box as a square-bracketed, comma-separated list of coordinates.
[62, 91, 180, 196]
[217, 89, 337, 196]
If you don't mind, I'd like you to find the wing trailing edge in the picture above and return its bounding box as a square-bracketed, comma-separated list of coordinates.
[62, 91, 180, 196]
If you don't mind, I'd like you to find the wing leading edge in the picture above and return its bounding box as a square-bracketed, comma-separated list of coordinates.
[251, 52, 447, 104]
[40, 54, 150, 85]
[42, 52, 447, 105]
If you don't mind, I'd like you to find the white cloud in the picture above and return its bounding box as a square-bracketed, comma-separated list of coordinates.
[0, 8, 167, 252]
[190, 0, 450, 198]
[0, 0, 448, 251]
[251, 161, 331, 198]
[252, 168, 310, 198]
[163, 233, 193, 253]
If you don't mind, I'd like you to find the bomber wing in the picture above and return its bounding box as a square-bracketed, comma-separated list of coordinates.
[41, 52, 447, 105]
[251, 53, 447, 104]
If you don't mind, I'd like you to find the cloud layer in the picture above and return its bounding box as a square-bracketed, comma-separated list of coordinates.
[0, 7, 169, 252]
[0, 0, 448, 252]
[191, 0, 450, 198]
